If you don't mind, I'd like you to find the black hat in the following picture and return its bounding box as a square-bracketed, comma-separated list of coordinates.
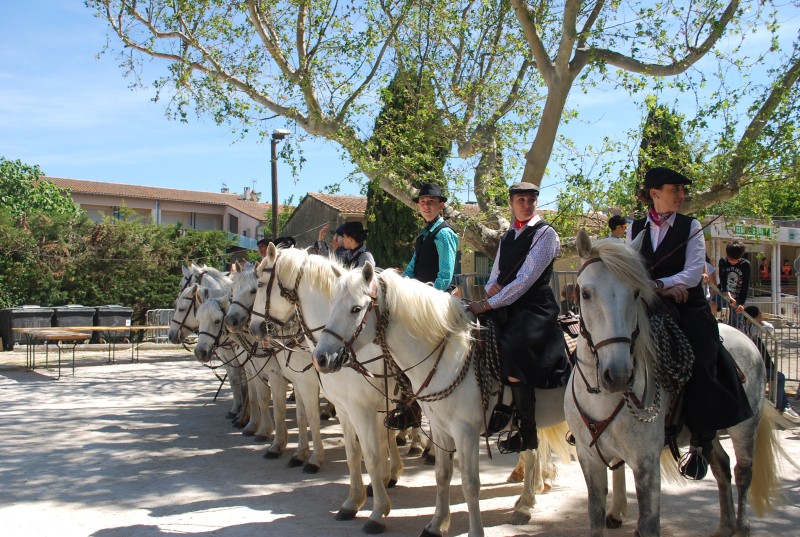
[508, 182, 540, 196]
[257, 236, 296, 248]
[412, 183, 447, 203]
[643, 167, 692, 190]
[335, 221, 367, 236]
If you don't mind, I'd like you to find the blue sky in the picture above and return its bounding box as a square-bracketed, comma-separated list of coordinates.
[1, 2, 797, 210]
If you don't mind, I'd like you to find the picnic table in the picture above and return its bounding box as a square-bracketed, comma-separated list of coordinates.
[55, 325, 170, 363]
[11, 327, 90, 379]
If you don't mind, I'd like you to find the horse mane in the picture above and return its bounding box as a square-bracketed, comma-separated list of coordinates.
[377, 270, 473, 346]
[199, 265, 233, 284]
[587, 238, 658, 367]
[274, 247, 344, 299]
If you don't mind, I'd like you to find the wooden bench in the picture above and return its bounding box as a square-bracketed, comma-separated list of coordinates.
[56, 326, 170, 363]
[11, 327, 90, 379]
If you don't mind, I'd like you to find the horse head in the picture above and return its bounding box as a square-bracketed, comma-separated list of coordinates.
[194, 287, 230, 363]
[312, 262, 379, 373]
[575, 229, 656, 393]
[225, 265, 257, 333]
[168, 283, 201, 344]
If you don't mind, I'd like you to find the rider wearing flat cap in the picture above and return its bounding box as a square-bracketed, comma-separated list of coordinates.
[469, 182, 566, 453]
[630, 166, 752, 480]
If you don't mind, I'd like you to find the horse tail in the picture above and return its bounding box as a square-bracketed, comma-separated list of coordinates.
[659, 447, 684, 486]
[539, 421, 573, 465]
[749, 404, 785, 517]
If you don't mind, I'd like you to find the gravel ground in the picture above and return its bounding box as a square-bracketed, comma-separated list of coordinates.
[1, 347, 799, 537]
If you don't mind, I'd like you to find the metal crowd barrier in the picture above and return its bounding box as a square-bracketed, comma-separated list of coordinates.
[145, 309, 174, 343]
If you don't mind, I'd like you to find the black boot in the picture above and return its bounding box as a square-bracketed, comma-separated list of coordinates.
[680, 430, 715, 480]
[385, 399, 422, 430]
[498, 382, 538, 453]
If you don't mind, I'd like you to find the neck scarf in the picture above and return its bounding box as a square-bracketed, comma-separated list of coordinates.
[514, 217, 533, 230]
[648, 207, 673, 227]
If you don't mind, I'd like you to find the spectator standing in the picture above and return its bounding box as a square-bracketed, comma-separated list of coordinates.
[758, 259, 770, 283]
[781, 259, 792, 284]
[718, 240, 750, 326]
[607, 215, 628, 242]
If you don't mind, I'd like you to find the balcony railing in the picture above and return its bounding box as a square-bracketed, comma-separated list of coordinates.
[227, 233, 258, 250]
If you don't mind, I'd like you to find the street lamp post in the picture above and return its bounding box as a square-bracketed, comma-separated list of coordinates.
[270, 129, 290, 239]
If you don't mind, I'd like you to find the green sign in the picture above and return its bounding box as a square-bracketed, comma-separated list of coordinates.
[733, 224, 772, 238]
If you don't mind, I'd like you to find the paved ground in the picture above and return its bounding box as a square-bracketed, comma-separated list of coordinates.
[1, 346, 799, 537]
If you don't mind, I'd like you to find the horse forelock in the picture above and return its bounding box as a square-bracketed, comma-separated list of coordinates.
[376, 270, 472, 346]
[585, 239, 657, 368]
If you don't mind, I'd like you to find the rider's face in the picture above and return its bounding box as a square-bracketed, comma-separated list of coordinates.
[510, 193, 537, 221]
[417, 196, 444, 222]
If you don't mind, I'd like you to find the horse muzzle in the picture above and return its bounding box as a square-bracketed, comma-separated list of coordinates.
[312, 346, 346, 373]
[194, 344, 213, 363]
[601, 357, 634, 393]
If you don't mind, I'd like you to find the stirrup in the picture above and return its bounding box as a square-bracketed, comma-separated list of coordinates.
[679, 445, 710, 480]
[486, 403, 513, 436]
[497, 430, 522, 454]
[384, 403, 422, 431]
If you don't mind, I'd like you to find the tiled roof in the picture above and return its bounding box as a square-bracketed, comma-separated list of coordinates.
[46, 177, 276, 221]
[306, 192, 367, 214]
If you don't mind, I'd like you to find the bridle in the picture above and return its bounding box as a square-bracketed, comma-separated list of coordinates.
[171, 286, 200, 339]
[252, 253, 324, 346]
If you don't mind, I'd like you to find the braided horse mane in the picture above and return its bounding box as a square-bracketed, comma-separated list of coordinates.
[581, 236, 659, 370]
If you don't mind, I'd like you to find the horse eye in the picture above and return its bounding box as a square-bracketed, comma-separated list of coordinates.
[178, 308, 186, 312]
[215, 319, 220, 324]
[581, 290, 590, 300]
[633, 290, 640, 300]
[351, 306, 362, 314]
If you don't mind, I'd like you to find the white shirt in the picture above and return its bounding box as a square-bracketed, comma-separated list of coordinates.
[485, 215, 561, 308]
[626, 213, 705, 290]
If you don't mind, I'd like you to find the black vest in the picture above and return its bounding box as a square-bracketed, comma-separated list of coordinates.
[497, 221, 554, 303]
[413, 220, 452, 285]
[632, 213, 704, 302]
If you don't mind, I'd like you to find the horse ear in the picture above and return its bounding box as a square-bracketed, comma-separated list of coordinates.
[362, 261, 375, 284]
[219, 295, 230, 310]
[197, 286, 211, 305]
[182, 265, 192, 279]
[266, 243, 278, 264]
[234, 259, 246, 273]
[331, 265, 342, 278]
[576, 229, 593, 259]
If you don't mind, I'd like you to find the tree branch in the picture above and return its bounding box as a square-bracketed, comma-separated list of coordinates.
[511, 0, 553, 85]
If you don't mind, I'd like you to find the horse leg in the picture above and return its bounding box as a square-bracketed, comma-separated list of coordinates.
[264, 370, 287, 458]
[241, 363, 262, 435]
[630, 453, 660, 537]
[710, 439, 737, 537]
[407, 427, 424, 457]
[335, 414, 367, 521]
[511, 449, 537, 525]
[507, 454, 525, 483]
[576, 449, 610, 537]
[299, 379, 324, 474]
[288, 386, 310, 467]
[456, 430, 484, 537]
[387, 425, 403, 487]
[605, 466, 627, 529]
[421, 436, 455, 537]
[355, 408, 392, 534]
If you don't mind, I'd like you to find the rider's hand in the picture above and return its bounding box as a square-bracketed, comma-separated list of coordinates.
[736, 304, 745, 314]
[318, 223, 331, 242]
[660, 284, 689, 303]
[467, 300, 493, 316]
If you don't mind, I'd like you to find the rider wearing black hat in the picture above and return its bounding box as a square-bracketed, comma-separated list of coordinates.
[630, 166, 752, 480]
[468, 182, 566, 454]
[334, 221, 374, 269]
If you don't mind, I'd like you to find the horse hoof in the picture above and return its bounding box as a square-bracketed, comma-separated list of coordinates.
[419, 529, 441, 537]
[363, 520, 386, 534]
[366, 484, 373, 497]
[387, 478, 397, 489]
[264, 451, 281, 460]
[242, 430, 255, 437]
[320, 410, 332, 421]
[606, 515, 623, 529]
[226, 411, 237, 419]
[510, 511, 531, 526]
[423, 453, 436, 465]
[407, 446, 422, 456]
[335, 508, 358, 521]
[287, 457, 304, 468]
[395, 434, 407, 446]
[302, 462, 320, 474]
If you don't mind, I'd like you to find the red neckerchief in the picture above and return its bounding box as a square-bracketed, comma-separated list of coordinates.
[514, 217, 533, 229]
[648, 207, 673, 227]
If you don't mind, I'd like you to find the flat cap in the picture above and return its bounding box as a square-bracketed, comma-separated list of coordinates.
[508, 182, 540, 196]
[643, 167, 692, 189]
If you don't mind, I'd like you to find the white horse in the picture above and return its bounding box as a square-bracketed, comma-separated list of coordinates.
[567, 231, 781, 537]
[170, 267, 246, 420]
[312, 263, 571, 537]
[249, 245, 405, 534]
[223, 265, 326, 472]
[172, 282, 274, 440]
